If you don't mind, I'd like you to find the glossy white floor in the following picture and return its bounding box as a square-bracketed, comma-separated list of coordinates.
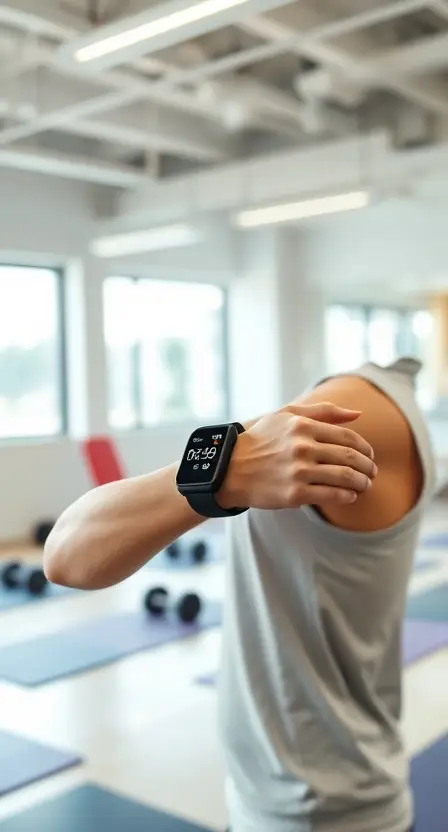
[0, 511, 447, 830]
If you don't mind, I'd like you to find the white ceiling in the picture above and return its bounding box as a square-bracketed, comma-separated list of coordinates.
[2, 0, 448, 186]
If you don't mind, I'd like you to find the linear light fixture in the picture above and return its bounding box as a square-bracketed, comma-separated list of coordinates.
[234, 190, 370, 228]
[75, 0, 249, 63]
[90, 224, 201, 258]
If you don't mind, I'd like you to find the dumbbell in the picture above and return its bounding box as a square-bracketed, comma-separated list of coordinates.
[143, 586, 202, 623]
[1, 562, 48, 595]
[33, 520, 55, 546]
[166, 541, 181, 559]
[191, 540, 208, 563]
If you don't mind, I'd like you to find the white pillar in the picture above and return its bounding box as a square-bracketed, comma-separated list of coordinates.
[228, 227, 325, 420]
[65, 255, 108, 437]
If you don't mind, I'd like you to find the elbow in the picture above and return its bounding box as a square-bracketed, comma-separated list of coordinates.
[43, 522, 96, 590]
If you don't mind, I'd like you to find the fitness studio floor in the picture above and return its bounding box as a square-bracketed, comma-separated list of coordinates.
[0, 506, 446, 830]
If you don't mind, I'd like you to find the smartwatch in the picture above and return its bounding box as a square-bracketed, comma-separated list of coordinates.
[176, 422, 248, 518]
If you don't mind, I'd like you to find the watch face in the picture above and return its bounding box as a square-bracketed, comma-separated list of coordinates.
[177, 425, 231, 487]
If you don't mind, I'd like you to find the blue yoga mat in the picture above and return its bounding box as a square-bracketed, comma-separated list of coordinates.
[0, 603, 222, 687]
[0, 730, 82, 797]
[421, 532, 448, 548]
[406, 584, 448, 622]
[0, 784, 212, 831]
[411, 734, 448, 832]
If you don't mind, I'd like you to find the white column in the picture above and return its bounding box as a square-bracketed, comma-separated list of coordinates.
[228, 227, 325, 420]
[65, 255, 108, 437]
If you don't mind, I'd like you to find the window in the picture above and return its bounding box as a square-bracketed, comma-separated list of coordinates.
[0, 265, 65, 439]
[325, 304, 435, 410]
[104, 277, 228, 429]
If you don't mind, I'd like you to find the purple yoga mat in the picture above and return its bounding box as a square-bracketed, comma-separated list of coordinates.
[0, 730, 82, 796]
[402, 619, 448, 665]
[196, 619, 448, 687]
[0, 603, 222, 687]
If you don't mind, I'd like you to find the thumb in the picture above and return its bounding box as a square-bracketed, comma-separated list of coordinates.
[287, 401, 361, 424]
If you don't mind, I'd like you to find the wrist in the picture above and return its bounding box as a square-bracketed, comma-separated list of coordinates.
[216, 432, 251, 510]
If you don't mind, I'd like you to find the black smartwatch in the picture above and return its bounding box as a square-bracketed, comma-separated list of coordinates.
[176, 422, 248, 518]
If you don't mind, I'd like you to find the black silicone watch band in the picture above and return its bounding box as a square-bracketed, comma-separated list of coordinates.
[186, 491, 247, 518]
[185, 422, 247, 518]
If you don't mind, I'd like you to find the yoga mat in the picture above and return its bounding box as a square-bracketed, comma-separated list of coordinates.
[406, 584, 448, 622]
[0, 784, 212, 831]
[421, 531, 448, 548]
[0, 731, 82, 797]
[0, 582, 74, 612]
[196, 618, 448, 686]
[411, 734, 448, 832]
[0, 603, 222, 687]
[403, 620, 448, 665]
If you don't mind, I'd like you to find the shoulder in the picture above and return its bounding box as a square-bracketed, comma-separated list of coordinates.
[302, 374, 423, 531]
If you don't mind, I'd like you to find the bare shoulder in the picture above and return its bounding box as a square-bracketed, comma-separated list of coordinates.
[303, 374, 423, 532]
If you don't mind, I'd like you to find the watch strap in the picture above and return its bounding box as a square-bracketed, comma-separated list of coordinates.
[185, 491, 247, 518]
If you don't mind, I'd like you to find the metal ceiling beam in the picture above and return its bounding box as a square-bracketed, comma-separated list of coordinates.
[0, 0, 86, 39]
[365, 31, 448, 77]
[240, 4, 448, 115]
[0, 144, 148, 186]
[0, 69, 231, 159]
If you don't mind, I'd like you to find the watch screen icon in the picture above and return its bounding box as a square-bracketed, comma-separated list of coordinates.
[202, 463, 210, 470]
[193, 464, 199, 470]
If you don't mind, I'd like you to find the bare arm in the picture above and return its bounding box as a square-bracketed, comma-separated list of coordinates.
[44, 464, 207, 590]
[45, 402, 376, 590]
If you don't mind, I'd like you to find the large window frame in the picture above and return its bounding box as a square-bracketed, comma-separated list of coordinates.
[0, 263, 68, 443]
[104, 275, 230, 431]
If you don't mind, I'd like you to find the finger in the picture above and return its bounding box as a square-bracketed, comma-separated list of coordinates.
[287, 402, 362, 424]
[310, 421, 374, 460]
[304, 464, 372, 493]
[315, 443, 378, 478]
[297, 484, 358, 506]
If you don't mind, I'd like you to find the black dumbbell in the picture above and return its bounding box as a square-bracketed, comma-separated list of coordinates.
[166, 541, 181, 559]
[1, 562, 48, 595]
[144, 586, 202, 623]
[191, 540, 208, 564]
[33, 520, 55, 546]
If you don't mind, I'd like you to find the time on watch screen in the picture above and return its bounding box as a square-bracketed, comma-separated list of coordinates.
[177, 426, 230, 486]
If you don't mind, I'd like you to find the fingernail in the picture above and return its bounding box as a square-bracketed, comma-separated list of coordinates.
[348, 492, 357, 502]
[372, 464, 378, 476]
[370, 448, 375, 459]
[367, 478, 372, 489]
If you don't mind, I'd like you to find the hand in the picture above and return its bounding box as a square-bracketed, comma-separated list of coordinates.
[218, 402, 377, 511]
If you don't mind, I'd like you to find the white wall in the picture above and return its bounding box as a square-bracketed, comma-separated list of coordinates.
[0, 171, 235, 542]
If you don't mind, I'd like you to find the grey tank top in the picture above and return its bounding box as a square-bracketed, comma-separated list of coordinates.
[219, 360, 435, 832]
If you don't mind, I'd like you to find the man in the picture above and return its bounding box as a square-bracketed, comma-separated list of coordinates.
[45, 358, 434, 832]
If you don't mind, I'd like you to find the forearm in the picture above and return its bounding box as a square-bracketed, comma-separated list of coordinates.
[44, 463, 204, 590]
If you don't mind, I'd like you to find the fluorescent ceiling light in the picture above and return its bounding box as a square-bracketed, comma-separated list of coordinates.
[90, 224, 201, 257]
[75, 0, 249, 63]
[235, 190, 370, 228]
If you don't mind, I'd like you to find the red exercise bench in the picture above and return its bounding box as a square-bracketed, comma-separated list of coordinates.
[82, 436, 126, 487]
